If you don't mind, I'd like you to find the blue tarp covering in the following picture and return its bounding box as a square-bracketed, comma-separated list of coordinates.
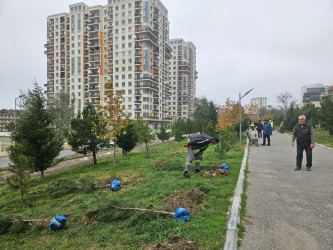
[174, 207, 190, 222]
[49, 215, 67, 231]
[111, 179, 121, 191]
[220, 163, 229, 170]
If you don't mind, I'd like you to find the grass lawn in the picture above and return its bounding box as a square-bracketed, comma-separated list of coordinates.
[0, 140, 245, 249]
[314, 130, 333, 148]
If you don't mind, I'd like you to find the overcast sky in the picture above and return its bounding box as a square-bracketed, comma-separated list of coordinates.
[1, 0, 333, 109]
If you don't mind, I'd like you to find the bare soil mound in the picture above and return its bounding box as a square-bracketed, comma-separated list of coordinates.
[165, 189, 206, 215]
[202, 169, 230, 178]
[146, 234, 202, 250]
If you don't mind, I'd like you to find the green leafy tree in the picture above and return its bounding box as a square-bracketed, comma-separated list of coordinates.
[156, 121, 171, 142]
[174, 129, 184, 142]
[5, 122, 16, 132]
[6, 144, 31, 202]
[283, 105, 300, 131]
[48, 91, 75, 139]
[184, 119, 197, 138]
[116, 120, 138, 154]
[67, 103, 107, 164]
[172, 118, 186, 135]
[300, 103, 319, 126]
[192, 97, 218, 134]
[11, 82, 63, 180]
[320, 96, 333, 134]
[135, 118, 155, 157]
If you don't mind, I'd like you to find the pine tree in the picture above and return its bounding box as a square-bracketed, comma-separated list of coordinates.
[156, 121, 171, 142]
[67, 103, 107, 164]
[11, 82, 63, 180]
[6, 144, 31, 202]
[116, 121, 138, 154]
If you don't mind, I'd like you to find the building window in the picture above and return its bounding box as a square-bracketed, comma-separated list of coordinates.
[77, 14, 81, 32]
[78, 57, 81, 74]
[143, 1, 150, 23]
[71, 15, 75, 33]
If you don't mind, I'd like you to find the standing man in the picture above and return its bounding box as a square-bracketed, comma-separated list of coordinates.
[256, 120, 263, 138]
[291, 115, 315, 171]
[262, 120, 272, 146]
[183, 134, 219, 178]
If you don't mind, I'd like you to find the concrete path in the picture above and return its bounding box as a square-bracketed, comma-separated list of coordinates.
[240, 132, 333, 250]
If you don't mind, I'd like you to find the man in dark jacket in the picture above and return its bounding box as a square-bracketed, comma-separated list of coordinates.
[262, 120, 272, 146]
[256, 120, 263, 138]
[183, 134, 219, 178]
[291, 115, 315, 171]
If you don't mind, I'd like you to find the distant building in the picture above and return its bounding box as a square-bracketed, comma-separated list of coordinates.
[302, 87, 326, 107]
[45, 0, 174, 129]
[169, 38, 197, 121]
[0, 109, 17, 132]
[320, 85, 333, 101]
[300, 83, 324, 107]
[250, 97, 267, 109]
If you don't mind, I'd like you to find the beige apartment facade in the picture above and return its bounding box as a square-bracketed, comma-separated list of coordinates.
[45, 0, 173, 129]
[169, 39, 197, 121]
[250, 97, 267, 109]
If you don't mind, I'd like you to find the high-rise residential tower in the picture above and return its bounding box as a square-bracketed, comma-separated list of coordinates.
[169, 38, 197, 120]
[45, 0, 172, 129]
[250, 97, 267, 109]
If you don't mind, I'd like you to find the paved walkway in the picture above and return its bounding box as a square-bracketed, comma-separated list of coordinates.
[240, 132, 333, 250]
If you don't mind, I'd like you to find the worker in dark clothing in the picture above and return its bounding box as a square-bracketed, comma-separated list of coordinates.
[262, 120, 272, 146]
[256, 120, 263, 138]
[183, 134, 219, 178]
[291, 115, 315, 171]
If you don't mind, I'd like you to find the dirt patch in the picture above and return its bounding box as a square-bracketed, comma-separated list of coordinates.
[150, 151, 159, 155]
[165, 189, 206, 215]
[146, 234, 202, 250]
[82, 213, 98, 226]
[166, 152, 181, 157]
[202, 169, 230, 178]
[154, 160, 167, 167]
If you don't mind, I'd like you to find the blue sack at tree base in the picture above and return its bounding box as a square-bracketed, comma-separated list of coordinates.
[49, 215, 67, 231]
[174, 207, 190, 222]
[111, 179, 121, 191]
[220, 163, 229, 170]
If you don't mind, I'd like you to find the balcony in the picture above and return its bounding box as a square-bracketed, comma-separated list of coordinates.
[135, 4, 141, 9]
[135, 83, 159, 91]
[134, 100, 141, 104]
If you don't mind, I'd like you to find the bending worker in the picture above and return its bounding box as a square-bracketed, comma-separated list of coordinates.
[183, 134, 219, 178]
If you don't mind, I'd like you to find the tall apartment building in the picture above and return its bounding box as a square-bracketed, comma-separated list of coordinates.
[169, 38, 197, 121]
[250, 97, 267, 109]
[44, 0, 172, 129]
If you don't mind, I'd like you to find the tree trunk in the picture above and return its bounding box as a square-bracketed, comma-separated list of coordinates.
[145, 142, 149, 158]
[93, 149, 97, 164]
[113, 146, 116, 167]
[20, 180, 23, 202]
[41, 170, 44, 180]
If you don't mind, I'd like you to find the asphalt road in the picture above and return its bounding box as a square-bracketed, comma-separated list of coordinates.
[0, 146, 76, 169]
[240, 132, 333, 250]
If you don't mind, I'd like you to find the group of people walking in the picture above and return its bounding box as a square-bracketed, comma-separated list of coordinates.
[182, 115, 315, 178]
[250, 120, 273, 146]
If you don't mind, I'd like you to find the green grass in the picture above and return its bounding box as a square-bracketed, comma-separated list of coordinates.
[314, 130, 333, 148]
[0, 140, 245, 249]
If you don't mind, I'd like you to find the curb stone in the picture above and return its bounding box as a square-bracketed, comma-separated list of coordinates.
[224, 139, 249, 250]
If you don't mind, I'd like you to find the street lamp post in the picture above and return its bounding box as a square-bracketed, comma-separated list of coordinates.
[14, 95, 23, 130]
[239, 88, 253, 144]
